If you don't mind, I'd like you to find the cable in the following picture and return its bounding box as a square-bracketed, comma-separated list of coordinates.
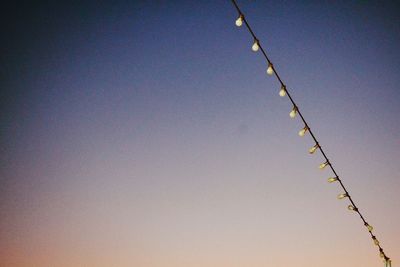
[230, 0, 391, 265]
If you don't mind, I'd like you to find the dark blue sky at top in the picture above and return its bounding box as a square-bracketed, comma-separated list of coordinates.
[1, 0, 400, 201]
[2, 0, 400, 185]
[2, 1, 400, 124]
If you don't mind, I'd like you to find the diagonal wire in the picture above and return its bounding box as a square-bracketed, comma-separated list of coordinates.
[230, 0, 390, 263]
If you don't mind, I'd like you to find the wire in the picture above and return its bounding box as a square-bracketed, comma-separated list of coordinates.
[230, 0, 391, 263]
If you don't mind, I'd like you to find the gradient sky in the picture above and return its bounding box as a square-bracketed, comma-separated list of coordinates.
[1, 1, 399, 266]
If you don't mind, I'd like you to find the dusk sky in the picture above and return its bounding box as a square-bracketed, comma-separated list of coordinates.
[1, 1, 399, 266]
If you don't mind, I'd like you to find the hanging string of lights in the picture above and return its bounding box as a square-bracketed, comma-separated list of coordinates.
[230, 1, 391, 266]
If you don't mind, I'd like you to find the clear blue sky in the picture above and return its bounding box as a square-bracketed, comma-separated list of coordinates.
[1, 1, 399, 266]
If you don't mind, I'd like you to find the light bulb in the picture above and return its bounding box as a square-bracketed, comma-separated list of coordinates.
[309, 144, 318, 154]
[365, 223, 373, 232]
[319, 161, 329, 169]
[373, 236, 380, 246]
[252, 40, 259, 51]
[235, 15, 243, 27]
[298, 126, 308, 137]
[385, 259, 392, 267]
[279, 85, 286, 97]
[380, 252, 385, 258]
[348, 205, 357, 211]
[327, 177, 338, 183]
[289, 107, 297, 118]
[267, 64, 274, 75]
[337, 193, 348, 199]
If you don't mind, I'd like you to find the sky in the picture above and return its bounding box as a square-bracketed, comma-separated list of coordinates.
[1, 1, 399, 266]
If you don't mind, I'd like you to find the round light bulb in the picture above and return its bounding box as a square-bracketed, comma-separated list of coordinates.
[373, 237, 380, 246]
[252, 40, 259, 52]
[348, 205, 357, 211]
[298, 126, 308, 137]
[337, 193, 348, 199]
[309, 144, 318, 154]
[319, 161, 329, 169]
[327, 177, 338, 183]
[279, 86, 286, 97]
[365, 223, 373, 232]
[267, 64, 274, 75]
[235, 15, 243, 27]
[289, 107, 297, 118]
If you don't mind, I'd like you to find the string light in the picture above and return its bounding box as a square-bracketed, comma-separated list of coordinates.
[279, 85, 286, 97]
[319, 161, 329, 169]
[373, 236, 380, 246]
[327, 176, 338, 183]
[298, 126, 308, 137]
[348, 205, 358, 211]
[252, 39, 259, 51]
[235, 14, 244, 27]
[365, 222, 374, 232]
[289, 106, 297, 118]
[309, 144, 319, 154]
[230, 0, 391, 264]
[266, 63, 274, 75]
